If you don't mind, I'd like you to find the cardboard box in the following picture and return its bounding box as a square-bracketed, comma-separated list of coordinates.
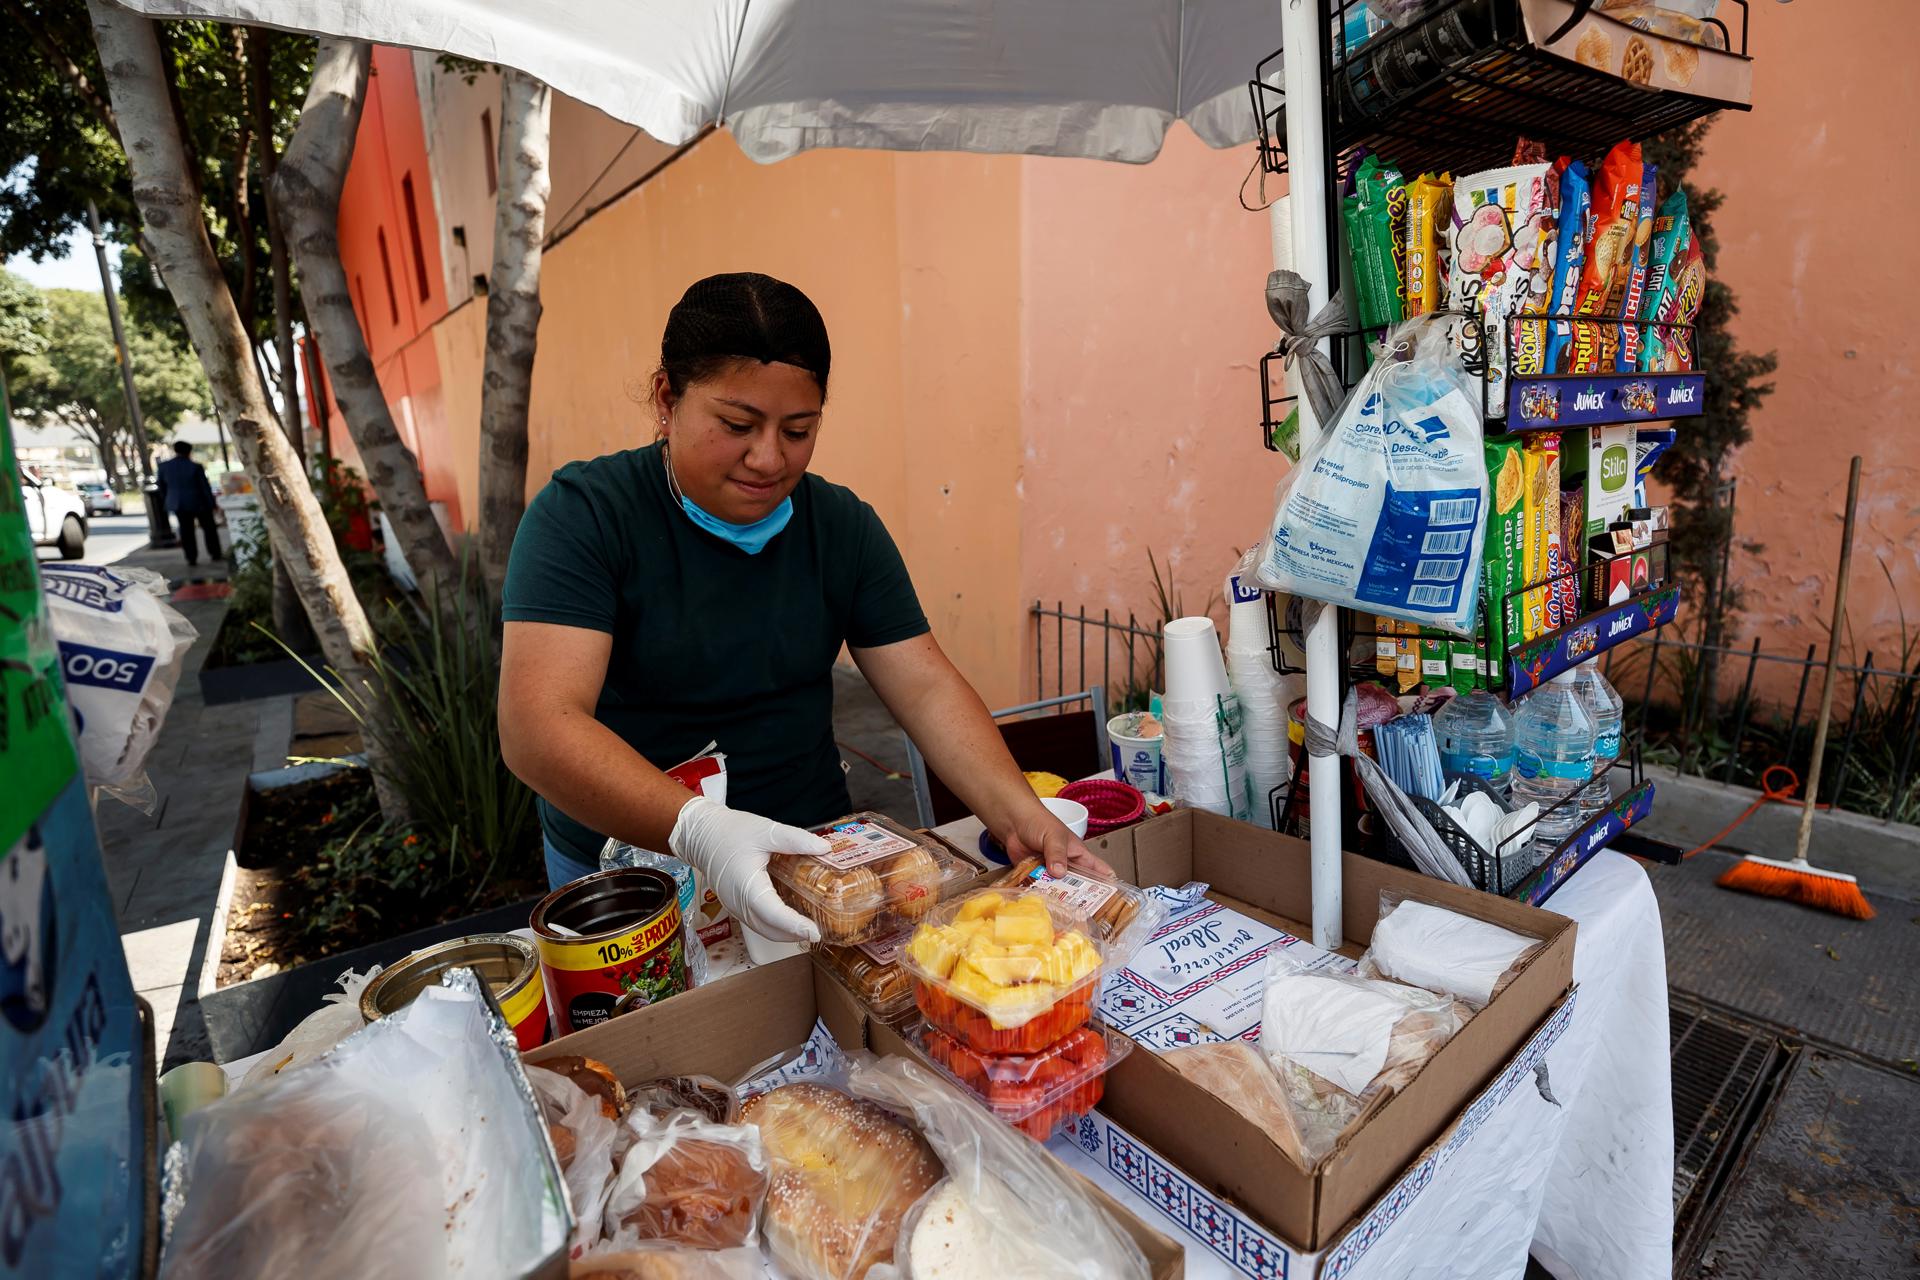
[529, 956, 1185, 1278]
[1086, 810, 1576, 1253]
[1563, 423, 1634, 541]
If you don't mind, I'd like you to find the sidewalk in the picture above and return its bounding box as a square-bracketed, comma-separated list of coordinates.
[88, 537, 294, 1071]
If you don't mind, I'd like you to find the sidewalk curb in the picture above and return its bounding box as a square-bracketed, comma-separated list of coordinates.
[197, 849, 238, 1000]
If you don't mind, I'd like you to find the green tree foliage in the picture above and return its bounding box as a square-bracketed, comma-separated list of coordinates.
[8, 285, 210, 486]
[0, 2, 313, 348]
[1642, 118, 1778, 630]
[0, 266, 50, 386]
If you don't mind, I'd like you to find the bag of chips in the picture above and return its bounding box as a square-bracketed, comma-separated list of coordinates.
[1567, 142, 1642, 374]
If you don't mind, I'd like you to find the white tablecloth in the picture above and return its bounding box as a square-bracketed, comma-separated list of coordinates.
[981, 828, 1671, 1280]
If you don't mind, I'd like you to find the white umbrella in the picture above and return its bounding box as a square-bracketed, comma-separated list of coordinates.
[117, 0, 1351, 948]
[117, 0, 1280, 164]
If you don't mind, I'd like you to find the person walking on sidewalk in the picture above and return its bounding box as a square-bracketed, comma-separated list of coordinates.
[156, 441, 221, 567]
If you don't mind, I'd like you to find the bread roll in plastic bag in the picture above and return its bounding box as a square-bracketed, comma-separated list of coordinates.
[40, 563, 197, 811]
[569, 1248, 761, 1280]
[598, 1108, 768, 1252]
[1255, 315, 1488, 636]
[847, 1052, 1151, 1280]
[1359, 891, 1544, 1008]
[530, 1066, 622, 1259]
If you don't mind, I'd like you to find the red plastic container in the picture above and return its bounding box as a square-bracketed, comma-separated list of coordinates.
[918, 1023, 1131, 1140]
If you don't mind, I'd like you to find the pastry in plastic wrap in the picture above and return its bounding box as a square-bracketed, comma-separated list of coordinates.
[1163, 1040, 1338, 1171]
[875, 845, 945, 924]
[532, 1055, 629, 1120]
[603, 1110, 769, 1251]
[819, 933, 918, 1025]
[771, 814, 972, 944]
[741, 1082, 944, 1280]
[572, 1248, 761, 1280]
[627, 1074, 740, 1124]
[774, 856, 886, 939]
[529, 1061, 623, 1257]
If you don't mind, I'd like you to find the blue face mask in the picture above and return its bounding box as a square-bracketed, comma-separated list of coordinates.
[664, 445, 793, 555]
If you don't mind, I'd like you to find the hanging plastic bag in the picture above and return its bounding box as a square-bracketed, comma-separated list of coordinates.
[847, 1052, 1151, 1280]
[39, 563, 198, 811]
[1255, 315, 1488, 636]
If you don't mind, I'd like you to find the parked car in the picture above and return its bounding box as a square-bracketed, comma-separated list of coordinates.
[76, 481, 120, 516]
[18, 467, 86, 559]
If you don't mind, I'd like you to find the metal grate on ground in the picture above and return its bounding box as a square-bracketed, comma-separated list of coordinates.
[1669, 995, 1793, 1263]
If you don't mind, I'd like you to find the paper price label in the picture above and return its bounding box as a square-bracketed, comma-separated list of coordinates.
[1024, 869, 1120, 919]
[856, 927, 914, 966]
[814, 821, 919, 869]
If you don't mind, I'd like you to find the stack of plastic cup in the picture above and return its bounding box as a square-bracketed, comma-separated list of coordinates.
[1223, 560, 1301, 828]
[1160, 616, 1254, 822]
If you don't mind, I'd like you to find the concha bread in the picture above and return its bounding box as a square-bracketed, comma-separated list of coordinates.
[741, 1083, 944, 1279]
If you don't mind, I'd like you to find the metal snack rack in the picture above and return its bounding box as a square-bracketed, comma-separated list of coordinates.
[1251, 0, 1730, 920]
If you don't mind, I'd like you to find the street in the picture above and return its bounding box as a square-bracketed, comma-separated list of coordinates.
[37, 510, 167, 567]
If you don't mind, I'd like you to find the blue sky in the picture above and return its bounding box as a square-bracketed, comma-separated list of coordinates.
[6, 226, 121, 293]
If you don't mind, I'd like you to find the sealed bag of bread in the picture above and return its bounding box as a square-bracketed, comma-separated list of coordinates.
[528, 1059, 623, 1258]
[742, 1082, 945, 1280]
[601, 1109, 769, 1253]
[847, 1053, 1152, 1280]
[571, 1247, 761, 1280]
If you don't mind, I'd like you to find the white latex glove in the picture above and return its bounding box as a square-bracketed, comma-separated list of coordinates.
[667, 796, 827, 944]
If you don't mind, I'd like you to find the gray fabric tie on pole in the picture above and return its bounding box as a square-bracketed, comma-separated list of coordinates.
[1265, 270, 1351, 430]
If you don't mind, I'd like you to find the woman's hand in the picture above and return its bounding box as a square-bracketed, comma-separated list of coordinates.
[668, 797, 826, 944]
[999, 802, 1115, 879]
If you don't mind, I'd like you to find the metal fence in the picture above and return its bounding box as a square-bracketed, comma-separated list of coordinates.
[1034, 599, 1920, 824]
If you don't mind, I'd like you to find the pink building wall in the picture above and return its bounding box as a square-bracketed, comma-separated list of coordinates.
[1692, 0, 1920, 680]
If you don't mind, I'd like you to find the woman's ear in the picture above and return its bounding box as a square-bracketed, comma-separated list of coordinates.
[651, 370, 675, 432]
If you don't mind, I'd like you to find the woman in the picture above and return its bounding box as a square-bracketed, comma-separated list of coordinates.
[499, 273, 1107, 944]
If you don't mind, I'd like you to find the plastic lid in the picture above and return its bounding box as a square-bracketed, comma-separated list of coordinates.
[817, 928, 917, 1022]
[901, 886, 1106, 1028]
[769, 812, 972, 946]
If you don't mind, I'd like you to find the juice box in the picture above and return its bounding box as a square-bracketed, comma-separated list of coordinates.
[1421, 631, 1450, 688]
[1395, 619, 1422, 693]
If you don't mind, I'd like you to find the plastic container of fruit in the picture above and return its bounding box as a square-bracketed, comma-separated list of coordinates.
[916, 1022, 1133, 1141]
[900, 886, 1106, 1055]
[816, 927, 917, 1025]
[770, 812, 974, 946]
[986, 858, 1164, 955]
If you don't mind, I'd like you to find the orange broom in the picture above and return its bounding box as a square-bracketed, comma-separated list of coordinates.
[1716, 456, 1875, 919]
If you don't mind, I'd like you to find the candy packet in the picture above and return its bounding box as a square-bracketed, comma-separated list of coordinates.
[1345, 154, 1408, 333]
[1646, 194, 1705, 372]
[1612, 162, 1660, 371]
[1637, 190, 1689, 371]
[1446, 163, 1553, 414]
[1595, 154, 1648, 372]
[1404, 174, 1454, 317]
[1568, 142, 1642, 374]
[1542, 160, 1590, 374]
[1483, 434, 1526, 681]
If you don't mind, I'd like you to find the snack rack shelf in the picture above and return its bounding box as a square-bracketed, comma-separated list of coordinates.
[1245, 0, 1726, 903]
[1259, 311, 1704, 453]
[1249, 0, 1753, 183]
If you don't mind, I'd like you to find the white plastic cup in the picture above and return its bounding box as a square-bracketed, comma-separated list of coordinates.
[1108, 713, 1167, 794]
[1224, 568, 1269, 655]
[1041, 796, 1090, 838]
[1163, 617, 1232, 704]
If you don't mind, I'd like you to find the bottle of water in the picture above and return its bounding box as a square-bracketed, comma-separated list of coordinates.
[1571, 661, 1624, 818]
[1512, 670, 1596, 851]
[1434, 689, 1517, 796]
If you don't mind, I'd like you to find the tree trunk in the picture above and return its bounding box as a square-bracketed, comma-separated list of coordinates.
[272, 39, 457, 595]
[86, 0, 411, 825]
[246, 27, 305, 463]
[476, 69, 552, 599]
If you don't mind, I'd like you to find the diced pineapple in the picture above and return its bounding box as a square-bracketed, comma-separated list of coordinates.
[908, 925, 964, 979]
[956, 893, 1006, 923]
[973, 954, 1046, 985]
[992, 911, 1054, 948]
[983, 981, 1056, 1029]
[947, 957, 1000, 1003]
[998, 894, 1053, 922]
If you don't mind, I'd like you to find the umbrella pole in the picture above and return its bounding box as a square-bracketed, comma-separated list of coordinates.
[1277, 0, 1343, 951]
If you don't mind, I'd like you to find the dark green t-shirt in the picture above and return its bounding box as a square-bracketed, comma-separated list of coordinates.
[502, 442, 929, 864]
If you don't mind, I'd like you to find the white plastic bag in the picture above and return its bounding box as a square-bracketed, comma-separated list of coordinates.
[1360, 892, 1543, 1008]
[39, 563, 198, 809]
[162, 984, 568, 1278]
[238, 966, 378, 1089]
[529, 1066, 621, 1259]
[1255, 315, 1488, 635]
[847, 1052, 1150, 1280]
[596, 1108, 768, 1253]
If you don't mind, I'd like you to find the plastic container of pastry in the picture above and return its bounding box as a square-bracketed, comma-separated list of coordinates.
[916, 1022, 1132, 1141]
[816, 927, 917, 1025]
[770, 812, 973, 946]
[900, 886, 1106, 1055]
